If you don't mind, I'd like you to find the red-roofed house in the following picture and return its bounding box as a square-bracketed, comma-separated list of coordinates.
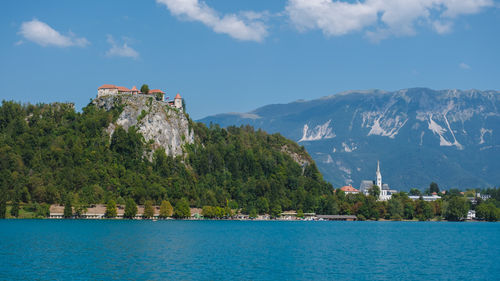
[98, 84, 118, 97]
[149, 89, 165, 101]
[116, 86, 131, 93]
[98, 84, 144, 97]
[340, 185, 360, 195]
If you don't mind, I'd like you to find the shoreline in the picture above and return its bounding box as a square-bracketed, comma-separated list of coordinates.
[1, 217, 492, 222]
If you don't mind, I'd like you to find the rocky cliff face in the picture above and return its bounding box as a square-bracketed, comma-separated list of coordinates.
[200, 88, 500, 190]
[93, 95, 194, 157]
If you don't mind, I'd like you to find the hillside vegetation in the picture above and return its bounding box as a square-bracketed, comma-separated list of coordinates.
[0, 100, 333, 215]
[200, 88, 500, 190]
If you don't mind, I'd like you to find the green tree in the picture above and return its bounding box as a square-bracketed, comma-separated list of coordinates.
[0, 198, 7, 219]
[140, 84, 149, 95]
[174, 198, 191, 218]
[248, 208, 258, 219]
[202, 206, 214, 218]
[476, 202, 499, 221]
[105, 200, 117, 218]
[430, 182, 440, 194]
[409, 188, 422, 196]
[403, 200, 415, 220]
[445, 196, 468, 221]
[159, 200, 173, 218]
[10, 199, 20, 217]
[124, 198, 138, 219]
[387, 198, 403, 220]
[369, 185, 381, 199]
[143, 200, 154, 219]
[422, 201, 433, 220]
[296, 209, 304, 219]
[415, 199, 433, 221]
[270, 204, 282, 219]
[63, 199, 73, 218]
[256, 197, 269, 214]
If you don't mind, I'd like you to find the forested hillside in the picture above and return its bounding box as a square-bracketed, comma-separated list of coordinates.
[200, 88, 500, 190]
[0, 99, 333, 216]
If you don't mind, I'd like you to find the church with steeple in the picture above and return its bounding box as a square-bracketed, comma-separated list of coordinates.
[359, 161, 397, 201]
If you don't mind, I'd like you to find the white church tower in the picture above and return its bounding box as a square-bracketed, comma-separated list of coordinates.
[376, 160, 389, 200]
[376, 160, 382, 188]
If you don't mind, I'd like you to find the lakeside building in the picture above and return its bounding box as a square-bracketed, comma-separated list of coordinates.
[359, 161, 397, 201]
[49, 204, 161, 219]
[279, 211, 316, 220]
[316, 215, 357, 221]
[467, 210, 476, 220]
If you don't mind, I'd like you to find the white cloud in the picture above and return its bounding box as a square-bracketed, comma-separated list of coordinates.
[156, 0, 268, 42]
[18, 19, 89, 47]
[459, 62, 471, 69]
[285, 0, 493, 40]
[105, 35, 139, 59]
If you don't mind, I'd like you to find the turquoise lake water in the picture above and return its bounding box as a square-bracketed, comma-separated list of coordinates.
[0, 220, 499, 280]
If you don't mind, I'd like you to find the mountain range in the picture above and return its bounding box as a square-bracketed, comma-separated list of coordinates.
[199, 88, 500, 191]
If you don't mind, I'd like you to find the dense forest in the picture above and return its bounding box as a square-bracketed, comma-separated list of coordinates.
[0, 100, 333, 217]
[1, 100, 499, 221]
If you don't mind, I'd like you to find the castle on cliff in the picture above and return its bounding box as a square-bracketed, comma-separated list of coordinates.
[97, 84, 183, 111]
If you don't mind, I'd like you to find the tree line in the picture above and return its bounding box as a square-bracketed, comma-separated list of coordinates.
[0, 100, 332, 218]
[0, 100, 498, 221]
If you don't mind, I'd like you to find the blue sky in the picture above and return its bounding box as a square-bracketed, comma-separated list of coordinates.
[1, 0, 499, 119]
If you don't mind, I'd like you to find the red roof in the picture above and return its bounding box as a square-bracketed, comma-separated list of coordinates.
[117, 86, 131, 92]
[149, 89, 165, 94]
[175, 93, 181, 99]
[98, 84, 117, 89]
[432, 192, 437, 196]
[131, 86, 139, 92]
[340, 186, 359, 192]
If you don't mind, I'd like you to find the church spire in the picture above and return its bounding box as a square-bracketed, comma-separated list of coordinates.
[376, 160, 382, 188]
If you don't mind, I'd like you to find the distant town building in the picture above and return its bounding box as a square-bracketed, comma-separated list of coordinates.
[467, 210, 476, 220]
[477, 193, 491, 201]
[359, 161, 397, 201]
[340, 185, 360, 195]
[408, 195, 441, 202]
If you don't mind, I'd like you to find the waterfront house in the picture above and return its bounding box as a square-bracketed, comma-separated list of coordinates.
[467, 210, 476, 220]
[316, 215, 357, 221]
[49, 204, 160, 219]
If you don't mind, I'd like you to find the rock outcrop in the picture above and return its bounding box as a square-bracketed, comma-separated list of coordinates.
[93, 94, 194, 157]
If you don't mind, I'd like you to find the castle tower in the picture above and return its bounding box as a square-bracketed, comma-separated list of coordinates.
[174, 93, 182, 111]
[376, 160, 382, 188]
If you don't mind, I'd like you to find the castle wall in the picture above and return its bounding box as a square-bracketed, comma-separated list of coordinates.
[98, 88, 118, 97]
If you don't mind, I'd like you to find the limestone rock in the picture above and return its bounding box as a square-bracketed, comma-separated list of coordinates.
[93, 94, 194, 157]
